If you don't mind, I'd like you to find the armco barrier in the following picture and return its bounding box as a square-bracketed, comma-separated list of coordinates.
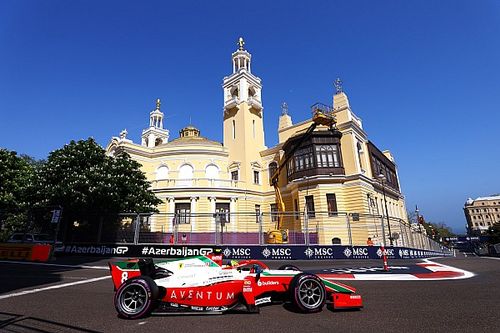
[0, 243, 52, 262]
[54, 244, 451, 260]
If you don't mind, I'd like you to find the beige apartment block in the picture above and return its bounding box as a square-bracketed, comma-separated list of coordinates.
[106, 39, 410, 245]
[464, 195, 500, 233]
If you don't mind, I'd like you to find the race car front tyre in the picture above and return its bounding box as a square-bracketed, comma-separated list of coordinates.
[289, 273, 326, 313]
[278, 264, 300, 271]
[115, 276, 159, 319]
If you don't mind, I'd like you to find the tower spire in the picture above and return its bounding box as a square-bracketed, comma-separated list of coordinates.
[231, 37, 251, 73]
[334, 78, 343, 94]
[281, 102, 289, 116]
[238, 37, 245, 50]
[142, 98, 169, 147]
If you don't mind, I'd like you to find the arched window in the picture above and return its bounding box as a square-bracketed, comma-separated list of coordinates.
[248, 86, 256, 97]
[230, 86, 239, 98]
[357, 141, 364, 170]
[205, 164, 219, 180]
[156, 165, 169, 180]
[315, 145, 340, 168]
[178, 164, 193, 186]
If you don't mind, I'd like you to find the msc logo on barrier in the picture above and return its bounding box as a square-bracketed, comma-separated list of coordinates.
[305, 247, 334, 259]
[376, 248, 395, 257]
[261, 247, 292, 259]
[344, 247, 370, 259]
[223, 247, 252, 259]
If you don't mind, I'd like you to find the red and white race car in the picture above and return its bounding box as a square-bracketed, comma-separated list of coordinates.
[109, 254, 362, 318]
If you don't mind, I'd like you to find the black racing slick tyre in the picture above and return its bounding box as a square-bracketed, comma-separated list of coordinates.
[289, 273, 326, 313]
[278, 264, 300, 271]
[114, 276, 159, 319]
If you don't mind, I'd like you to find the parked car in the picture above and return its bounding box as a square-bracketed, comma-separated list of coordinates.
[7, 233, 55, 244]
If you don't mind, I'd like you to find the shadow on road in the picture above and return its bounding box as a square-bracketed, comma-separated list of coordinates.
[0, 311, 103, 332]
[0, 256, 111, 294]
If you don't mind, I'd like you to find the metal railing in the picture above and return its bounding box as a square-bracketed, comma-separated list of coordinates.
[97, 211, 446, 251]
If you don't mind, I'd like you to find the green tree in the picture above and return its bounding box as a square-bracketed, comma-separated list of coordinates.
[37, 138, 161, 242]
[419, 218, 455, 241]
[486, 222, 500, 245]
[0, 149, 38, 240]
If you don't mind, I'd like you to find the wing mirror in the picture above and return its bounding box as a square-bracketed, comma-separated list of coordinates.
[253, 264, 263, 280]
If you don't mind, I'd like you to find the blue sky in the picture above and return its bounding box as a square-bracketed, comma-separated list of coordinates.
[1, 1, 499, 233]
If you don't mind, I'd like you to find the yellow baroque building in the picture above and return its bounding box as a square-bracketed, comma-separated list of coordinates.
[106, 39, 409, 246]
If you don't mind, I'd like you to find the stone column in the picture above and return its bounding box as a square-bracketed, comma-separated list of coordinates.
[167, 197, 175, 232]
[209, 197, 216, 231]
[190, 197, 198, 230]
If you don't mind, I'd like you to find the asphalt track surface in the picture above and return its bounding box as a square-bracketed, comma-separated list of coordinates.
[0, 254, 498, 333]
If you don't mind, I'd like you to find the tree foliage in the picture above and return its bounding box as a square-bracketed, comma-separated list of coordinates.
[487, 222, 500, 245]
[0, 149, 38, 239]
[37, 138, 161, 240]
[406, 210, 456, 242]
[1, 139, 161, 241]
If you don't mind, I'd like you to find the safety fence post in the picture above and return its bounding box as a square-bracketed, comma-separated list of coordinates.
[304, 211, 310, 246]
[133, 214, 140, 245]
[258, 212, 263, 245]
[346, 214, 352, 246]
[380, 215, 387, 247]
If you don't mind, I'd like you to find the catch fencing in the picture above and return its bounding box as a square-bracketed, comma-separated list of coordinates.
[103, 211, 445, 252]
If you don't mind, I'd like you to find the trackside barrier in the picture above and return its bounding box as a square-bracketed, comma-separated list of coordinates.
[54, 244, 452, 260]
[107, 212, 444, 252]
[0, 243, 52, 262]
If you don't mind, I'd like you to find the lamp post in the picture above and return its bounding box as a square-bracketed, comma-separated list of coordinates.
[377, 174, 393, 246]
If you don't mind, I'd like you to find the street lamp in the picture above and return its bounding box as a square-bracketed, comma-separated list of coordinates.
[377, 174, 393, 246]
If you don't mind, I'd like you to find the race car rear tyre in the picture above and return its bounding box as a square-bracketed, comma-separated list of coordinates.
[115, 276, 159, 319]
[278, 264, 300, 271]
[289, 273, 326, 313]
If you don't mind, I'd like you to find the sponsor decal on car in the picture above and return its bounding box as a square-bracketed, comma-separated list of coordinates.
[255, 297, 272, 306]
[168, 290, 235, 301]
[205, 306, 228, 311]
[257, 280, 279, 287]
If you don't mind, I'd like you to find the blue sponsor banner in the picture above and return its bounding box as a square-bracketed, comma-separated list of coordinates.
[221, 245, 450, 260]
[443, 236, 489, 242]
[54, 243, 451, 259]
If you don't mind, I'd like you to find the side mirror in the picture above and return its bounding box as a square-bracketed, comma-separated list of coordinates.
[253, 264, 263, 280]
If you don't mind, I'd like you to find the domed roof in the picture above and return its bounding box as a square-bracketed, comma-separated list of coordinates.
[166, 125, 222, 147]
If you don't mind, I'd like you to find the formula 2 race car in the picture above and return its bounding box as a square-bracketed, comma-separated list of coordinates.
[109, 254, 362, 318]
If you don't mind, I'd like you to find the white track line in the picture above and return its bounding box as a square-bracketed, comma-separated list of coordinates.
[480, 256, 500, 260]
[0, 260, 108, 270]
[423, 258, 475, 275]
[323, 259, 475, 281]
[0, 276, 110, 300]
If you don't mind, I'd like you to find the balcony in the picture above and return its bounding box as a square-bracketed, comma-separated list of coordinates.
[151, 178, 243, 189]
[247, 96, 262, 111]
[224, 97, 240, 111]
